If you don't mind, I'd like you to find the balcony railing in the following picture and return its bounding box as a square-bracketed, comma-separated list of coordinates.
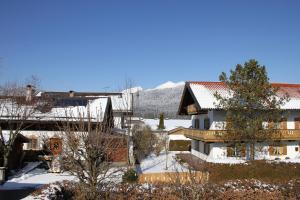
[183, 128, 300, 142]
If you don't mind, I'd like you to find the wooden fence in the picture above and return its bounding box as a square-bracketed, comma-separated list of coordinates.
[138, 172, 209, 184]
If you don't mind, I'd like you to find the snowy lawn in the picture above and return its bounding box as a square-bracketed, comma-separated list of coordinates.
[142, 119, 191, 131]
[139, 151, 189, 173]
[277, 156, 300, 163]
[0, 162, 125, 191]
[0, 168, 76, 190]
[206, 157, 246, 164]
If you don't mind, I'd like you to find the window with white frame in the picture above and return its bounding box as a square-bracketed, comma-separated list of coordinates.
[27, 137, 38, 150]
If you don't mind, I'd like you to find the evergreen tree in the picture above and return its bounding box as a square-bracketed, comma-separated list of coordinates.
[158, 113, 166, 130]
[214, 59, 289, 160]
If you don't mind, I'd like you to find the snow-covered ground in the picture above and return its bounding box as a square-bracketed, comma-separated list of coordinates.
[277, 156, 300, 163]
[139, 152, 189, 173]
[206, 157, 246, 164]
[0, 162, 125, 191]
[207, 156, 300, 164]
[142, 119, 191, 131]
[0, 168, 76, 190]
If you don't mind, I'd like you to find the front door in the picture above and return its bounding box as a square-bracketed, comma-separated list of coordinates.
[49, 138, 62, 156]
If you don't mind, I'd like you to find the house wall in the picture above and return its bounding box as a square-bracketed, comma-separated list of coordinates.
[20, 130, 129, 163]
[192, 110, 300, 131]
[191, 139, 300, 161]
[20, 131, 61, 150]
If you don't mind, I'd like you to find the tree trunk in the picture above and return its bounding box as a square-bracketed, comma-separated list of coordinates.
[3, 152, 9, 169]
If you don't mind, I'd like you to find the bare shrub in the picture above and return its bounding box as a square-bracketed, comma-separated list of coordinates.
[132, 125, 158, 163]
[59, 104, 125, 199]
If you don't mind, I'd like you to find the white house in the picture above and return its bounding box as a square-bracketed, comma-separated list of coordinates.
[178, 81, 300, 163]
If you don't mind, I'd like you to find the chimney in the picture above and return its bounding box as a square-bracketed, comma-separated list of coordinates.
[26, 85, 33, 102]
[69, 90, 75, 97]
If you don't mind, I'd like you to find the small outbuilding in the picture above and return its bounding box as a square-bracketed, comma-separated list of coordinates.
[168, 127, 191, 151]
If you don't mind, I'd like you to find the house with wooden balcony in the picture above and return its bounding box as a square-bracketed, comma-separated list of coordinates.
[178, 81, 300, 163]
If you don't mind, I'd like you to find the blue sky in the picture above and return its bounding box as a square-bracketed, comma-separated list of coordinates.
[0, 0, 300, 91]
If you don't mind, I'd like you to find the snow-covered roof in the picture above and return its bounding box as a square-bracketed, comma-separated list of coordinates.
[110, 93, 132, 112]
[186, 81, 300, 110]
[142, 118, 191, 131]
[46, 97, 109, 121]
[39, 90, 132, 113]
[0, 131, 29, 144]
[0, 97, 110, 122]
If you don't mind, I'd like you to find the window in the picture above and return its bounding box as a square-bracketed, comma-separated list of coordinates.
[204, 142, 210, 155]
[295, 118, 300, 129]
[280, 118, 287, 129]
[227, 144, 246, 157]
[204, 118, 210, 130]
[27, 138, 38, 150]
[269, 144, 287, 156]
[194, 119, 199, 129]
[121, 114, 125, 129]
[269, 118, 288, 129]
[193, 140, 199, 151]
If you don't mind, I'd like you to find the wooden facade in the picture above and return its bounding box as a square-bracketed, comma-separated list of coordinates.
[183, 128, 300, 142]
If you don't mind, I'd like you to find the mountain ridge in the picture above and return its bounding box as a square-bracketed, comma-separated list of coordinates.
[129, 81, 186, 118]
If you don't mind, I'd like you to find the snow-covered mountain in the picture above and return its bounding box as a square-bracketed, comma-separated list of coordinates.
[122, 86, 143, 94]
[127, 81, 187, 118]
[151, 81, 185, 90]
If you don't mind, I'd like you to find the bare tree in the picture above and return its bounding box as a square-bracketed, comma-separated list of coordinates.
[0, 84, 38, 169]
[132, 124, 159, 163]
[59, 105, 125, 199]
[115, 78, 136, 165]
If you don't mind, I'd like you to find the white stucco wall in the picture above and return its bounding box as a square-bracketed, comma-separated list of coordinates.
[191, 139, 300, 162]
[192, 110, 300, 131]
[20, 130, 62, 150]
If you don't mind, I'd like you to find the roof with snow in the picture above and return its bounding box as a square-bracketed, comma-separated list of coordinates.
[0, 131, 29, 144]
[178, 81, 300, 115]
[41, 90, 133, 113]
[0, 96, 112, 123]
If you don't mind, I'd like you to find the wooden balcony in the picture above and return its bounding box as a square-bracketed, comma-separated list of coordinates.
[187, 104, 198, 115]
[183, 128, 300, 142]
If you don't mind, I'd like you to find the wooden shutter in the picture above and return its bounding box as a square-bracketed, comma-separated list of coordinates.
[269, 145, 274, 155]
[295, 118, 300, 129]
[280, 118, 287, 129]
[283, 145, 287, 155]
[227, 146, 234, 157]
[32, 138, 38, 149]
[268, 121, 274, 129]
[241, 145, 246, 157]
[28, 137, 38, 150]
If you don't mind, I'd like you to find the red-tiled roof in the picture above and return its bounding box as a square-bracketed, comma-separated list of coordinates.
[184, 81, 300, 110]
[187, 81, 300, 98]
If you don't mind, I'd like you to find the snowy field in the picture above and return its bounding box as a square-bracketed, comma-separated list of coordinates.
[0, 163, 124, 191]
[0, 167, 76, 190]
[142, 119, 191, 131]
[139, 151, 189, 173]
